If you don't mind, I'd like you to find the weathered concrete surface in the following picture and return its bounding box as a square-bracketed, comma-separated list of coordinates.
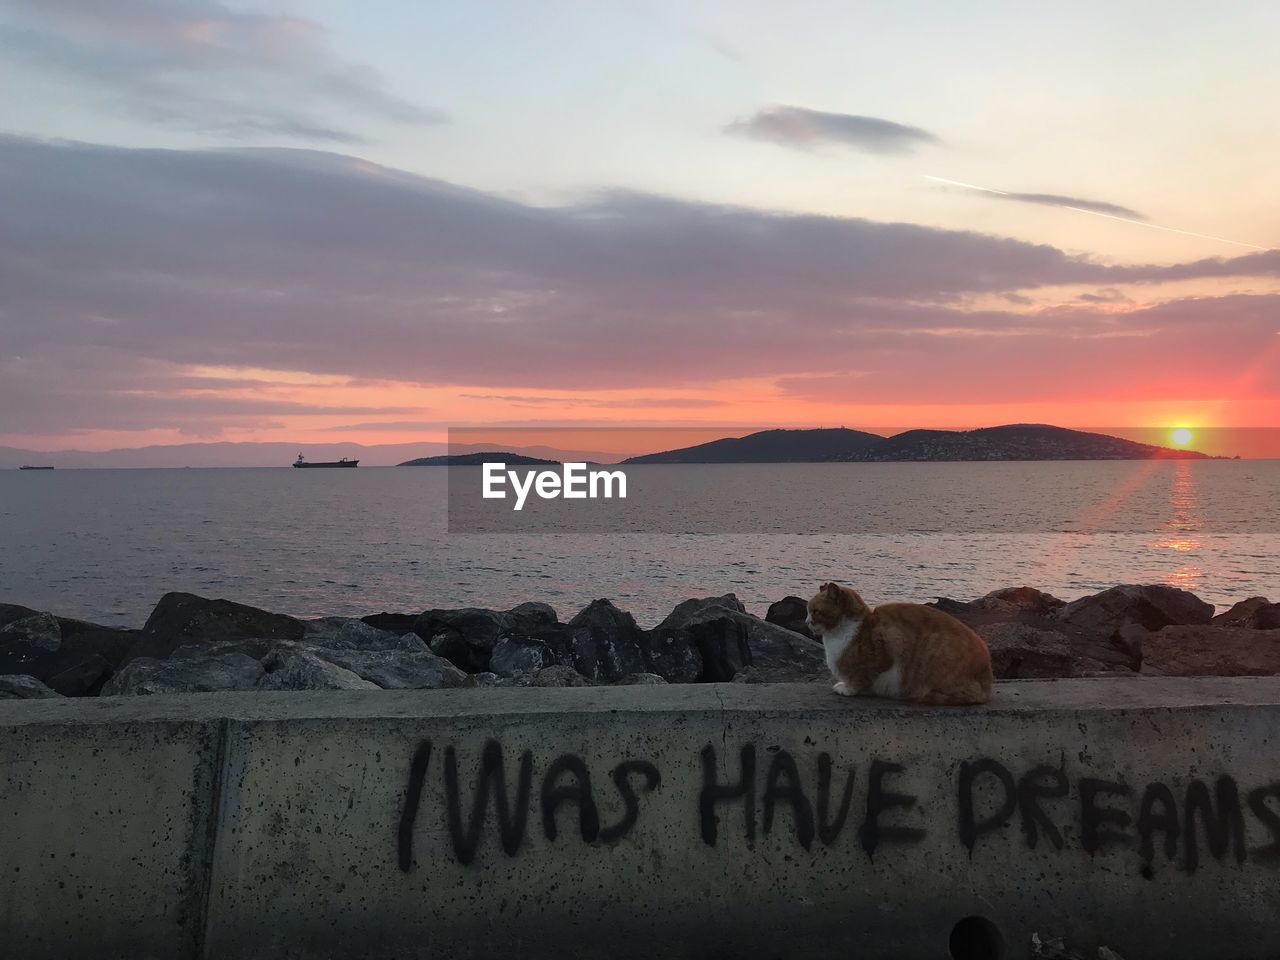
[3, 678, 1280, 960]
[0, 708, 220, 959]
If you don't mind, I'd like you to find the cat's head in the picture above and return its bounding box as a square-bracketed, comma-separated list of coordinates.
[806, 581, 869, 634]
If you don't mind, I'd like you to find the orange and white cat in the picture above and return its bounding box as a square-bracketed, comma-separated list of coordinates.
[806, 582, 993, 705]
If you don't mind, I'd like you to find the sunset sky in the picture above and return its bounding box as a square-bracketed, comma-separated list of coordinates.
[1, 0, 1278, 453]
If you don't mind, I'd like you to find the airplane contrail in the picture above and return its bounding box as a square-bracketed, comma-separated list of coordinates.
[924, 174, 1268, 251]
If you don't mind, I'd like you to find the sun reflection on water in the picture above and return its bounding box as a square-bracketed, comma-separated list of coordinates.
[1155, 460, 1205, 589]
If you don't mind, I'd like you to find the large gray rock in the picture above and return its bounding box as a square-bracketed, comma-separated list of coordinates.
[507, 602, 559, 630]
[360, 612, 420, 634]
[530, 664, 594, 687]
[1213, 598, 1271, 626]
[0, 613, 112, 696]
[567, 599, 647, 682]
[316, 648, 467, 689]
[765, 596, 815, 639]
[639, 627, 703, 683]
[101, 652, 264, 696]
[1213, 598, 1280, 630]
[489, 636, 558, 678]
[138, 592, 304, 660]
[1141, 625, 1280, 677]
[1054, 585, 1214, 635]
[303, 617, 410, 650]
[0, 603, 38, 630]
[675, 603, 826, 678]
[931, 587, 1066, 623]
[0, 612, 61, 651]
[0, 674, 62, 699]
[258, 649, 379, 691]
[681, 616, 752, 682]
[416, 603, 560, 673]
[979, 623, 1081, 679]
[653, 594, 746, 632]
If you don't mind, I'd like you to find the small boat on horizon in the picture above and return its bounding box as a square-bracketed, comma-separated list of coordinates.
[19, 465, 54, 470]
[293, 454, 358, 469]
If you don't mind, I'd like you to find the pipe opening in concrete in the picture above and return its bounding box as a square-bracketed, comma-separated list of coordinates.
[949, 915, 1005, 960]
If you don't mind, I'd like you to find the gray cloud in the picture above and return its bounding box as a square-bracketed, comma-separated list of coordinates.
[989, 190, 1142, 219]
[458, 394, 728, 408]
[1, 136, 1277, 436]
[728, 105, 940, 154]
[0, 0, 442, 142]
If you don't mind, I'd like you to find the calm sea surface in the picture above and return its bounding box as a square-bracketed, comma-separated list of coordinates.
[1, 462, 1277, 627]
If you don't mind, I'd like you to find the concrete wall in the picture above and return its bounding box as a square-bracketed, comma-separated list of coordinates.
[3, 678, 1280, 960]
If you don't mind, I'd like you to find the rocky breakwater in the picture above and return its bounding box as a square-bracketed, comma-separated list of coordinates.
[2, 584, 1279, 699]
[0, 591, 826, 698]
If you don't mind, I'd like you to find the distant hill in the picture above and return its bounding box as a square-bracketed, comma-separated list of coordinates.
[851, 424, 1210, 461]
[399, 452, 559, 466]
[622, 428, 885, 464]
[623, 424, 1210, 463]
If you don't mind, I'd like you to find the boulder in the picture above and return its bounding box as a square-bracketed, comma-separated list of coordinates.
[1141, 625, 1280, 677]
[58, 625, 142, 670]
[258, 649, 379, 691]
[507, 602, 560, 631]
[316, 648, 467, 690]
[0, 674, 62, 699]
[1213, 598, 1280, 630]
[566, 600, 647, 682]
[1054, 585, 1213, 635]
[468, 672, 502, 688]
[489, 637, 558, 678]
[141, 593, 305, 656]
[1, 612, 61, 651]
[972, 587, 1065, 617]
[101, 652, 264, 696]
[639, 628, 703, 684]
[415, 603, 559, 672]
[765, 596, 815, 639]
[653, 595, 747, 632]
[169, 638, 284, 662]
[930, 588, 1066, 624]
[0, 603, 38, 630]
[615, 673, 666, 685]
[1211, 597, 1269, 626]
[979, 623, 1078, 679]
[0, 614, 112, 696]
[677, 603, 826, 677]
[530, 664, 594, 687]
[681, 617, 752, 683]
[360, 612, 420, 634]
[302, 617, 409, 650]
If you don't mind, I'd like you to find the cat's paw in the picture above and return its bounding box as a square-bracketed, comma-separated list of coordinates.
[832, 680, 853, 697]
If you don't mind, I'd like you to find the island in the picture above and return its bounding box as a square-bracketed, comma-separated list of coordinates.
[623, 424, 1211, 463]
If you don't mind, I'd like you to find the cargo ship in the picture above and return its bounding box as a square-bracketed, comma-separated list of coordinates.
[293, 454, 358, 468]
[19, 465, 54, 470]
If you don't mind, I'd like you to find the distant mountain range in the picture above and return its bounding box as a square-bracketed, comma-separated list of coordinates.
[623, 424, 1212, 463]
[622, 427, 884, 463]
[400, 452, 559, 466]
[2, 424, 1219, 468]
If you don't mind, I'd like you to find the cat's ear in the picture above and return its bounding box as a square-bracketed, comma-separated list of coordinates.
[822, 582, 840, 596]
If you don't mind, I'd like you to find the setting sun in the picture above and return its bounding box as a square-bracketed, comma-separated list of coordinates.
[1172, 427, 1194, 446]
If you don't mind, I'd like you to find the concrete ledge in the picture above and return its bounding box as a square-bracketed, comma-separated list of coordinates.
[3, 678, 1280, 959]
